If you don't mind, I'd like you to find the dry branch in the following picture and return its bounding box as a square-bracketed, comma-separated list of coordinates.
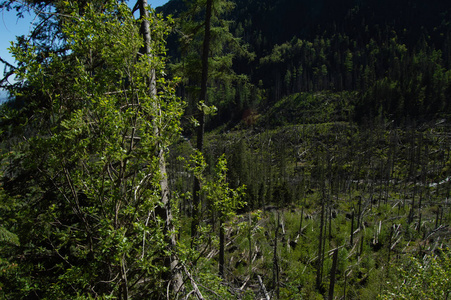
[183, 265, 205, 300]
[257, 275, 270, 300]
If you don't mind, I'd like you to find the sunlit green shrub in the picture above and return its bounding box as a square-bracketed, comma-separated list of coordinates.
[379, 249, 451, 300]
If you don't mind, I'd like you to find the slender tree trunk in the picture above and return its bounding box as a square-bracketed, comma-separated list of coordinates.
[387, 224, 393, 277]
[248, 211, 253, 275]
[191, 0, 213, 240]
[359, 232, 364, 257]
[316, 196, 325, 292]
[273, 212, 280, 299]
[299, 206, 304, 236]
[120, 257, 129, 300]
[356, 196, 362, 230]
[138, 0, 156, 97]
[219, 220, 225, 278]
[343, 270, 348, 300]
[328, 248, 339, 300]
[138, 0, 183, 295]
[350, 209, 354, 246]
[328, 203, 332, 241]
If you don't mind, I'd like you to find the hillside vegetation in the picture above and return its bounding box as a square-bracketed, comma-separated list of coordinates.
[168, 91, 451, 298]
[1, 0, 451, 298]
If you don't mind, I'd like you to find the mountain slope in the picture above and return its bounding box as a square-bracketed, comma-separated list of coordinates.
[160, 0, 451, 126]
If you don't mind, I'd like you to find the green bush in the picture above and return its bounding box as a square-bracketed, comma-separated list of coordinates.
[379, 249, 451, 300]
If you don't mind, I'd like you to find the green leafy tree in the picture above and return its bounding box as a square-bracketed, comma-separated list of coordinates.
[203, 153, 246, 277]
[0, 1, 184, 298]
[0, 156, 20, 294]
[184, 151, 245, 278]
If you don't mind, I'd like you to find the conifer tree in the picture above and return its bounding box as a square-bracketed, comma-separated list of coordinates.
[172, 0, 252, 239]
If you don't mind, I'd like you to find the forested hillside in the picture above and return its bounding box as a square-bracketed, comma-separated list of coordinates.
[1, 0, 451, 299]
[161, 0, 451, 125]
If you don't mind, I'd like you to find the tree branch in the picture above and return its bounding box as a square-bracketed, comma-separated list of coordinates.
[183, 264, 204, 300]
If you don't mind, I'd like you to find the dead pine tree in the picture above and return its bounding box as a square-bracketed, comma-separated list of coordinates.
[328, 248, 339, 300]
[273, 211, 280, 299]
[350, 208, 355, 246]
[272, 211, 280, 299]
[316, 193, 326, 293]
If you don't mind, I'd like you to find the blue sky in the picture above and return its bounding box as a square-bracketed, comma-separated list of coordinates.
[0, 0, 169, 87]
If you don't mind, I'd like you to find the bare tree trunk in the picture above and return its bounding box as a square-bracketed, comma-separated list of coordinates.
[350, 209, 355, 246]
[316, 195, 325, 292]
[191, 0, 213, 240]
[219, 220, 225, 278]
[328, 248, 339, 300]
[138, 0, 183, 295]
[273, 212, 280, 299]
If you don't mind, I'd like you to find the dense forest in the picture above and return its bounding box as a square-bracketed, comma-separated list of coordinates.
[159, 0, 451, 126]
[1, 0, 451, 299]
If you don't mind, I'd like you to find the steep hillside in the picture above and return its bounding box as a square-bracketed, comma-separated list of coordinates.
[160, 0, 451, 126]
[1, 1, 450, 298]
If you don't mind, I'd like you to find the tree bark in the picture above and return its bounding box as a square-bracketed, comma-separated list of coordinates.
[328, 248, 339, 300]
[138, 0, 183, 295]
